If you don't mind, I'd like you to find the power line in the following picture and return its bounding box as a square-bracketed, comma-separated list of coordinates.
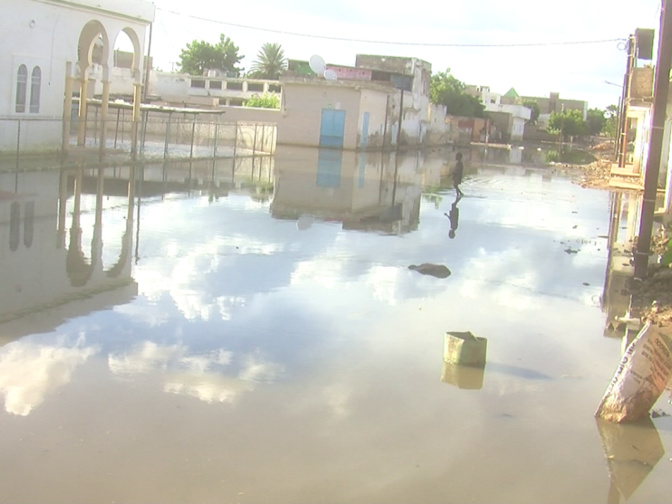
[156, 7, 624, 48]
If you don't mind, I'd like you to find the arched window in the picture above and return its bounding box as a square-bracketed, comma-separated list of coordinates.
[30, 66, 41, 113]
[15, 64, 27, 113]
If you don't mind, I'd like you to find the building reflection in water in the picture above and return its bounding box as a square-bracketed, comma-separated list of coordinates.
[270, 147, 423, 235]
[0, 155, 281, 415]
[597, 190, 667, 504]
[596, 417, 665, 504]
[1, 153, 276, 338]
[601, 191, 643, 347]
[0, 165, 138, 342]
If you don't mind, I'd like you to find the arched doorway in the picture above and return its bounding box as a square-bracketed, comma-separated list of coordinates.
[74, 21, 110, 147]
[63, 21, 146, 156]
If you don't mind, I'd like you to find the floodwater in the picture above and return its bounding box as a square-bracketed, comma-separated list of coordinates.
[0, 145, 671, 504]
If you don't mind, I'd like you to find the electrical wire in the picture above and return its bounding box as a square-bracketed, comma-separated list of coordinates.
[156, 7, 625, 48]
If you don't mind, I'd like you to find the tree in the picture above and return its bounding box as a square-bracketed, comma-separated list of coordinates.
[243, 93, 280, 109]
[179, 34, 243, 76]
[603, 104, 619, 138]
[548, 109, 586, 139]
[522, 100, 540, 124]
[248, 43, 287, 80]
[586, 108, 607, 136]
[430, 69, 485, 118]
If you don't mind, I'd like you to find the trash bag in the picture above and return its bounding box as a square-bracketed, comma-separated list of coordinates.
[595, 323, 672, 423]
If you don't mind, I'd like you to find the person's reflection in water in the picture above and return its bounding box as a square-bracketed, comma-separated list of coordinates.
[444, 193, 461, 239]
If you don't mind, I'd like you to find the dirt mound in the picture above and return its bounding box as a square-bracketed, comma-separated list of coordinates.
[591, 140, 615, 153]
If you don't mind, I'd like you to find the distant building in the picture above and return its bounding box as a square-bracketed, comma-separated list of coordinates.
[466, 86, 531, 142]
[519, 92, 588, 120]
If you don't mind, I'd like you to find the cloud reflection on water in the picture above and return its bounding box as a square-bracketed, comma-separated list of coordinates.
[109, 341, 284, 405]
[0, 338, 97, 416]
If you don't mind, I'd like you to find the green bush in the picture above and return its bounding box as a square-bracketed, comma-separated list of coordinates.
[243, 93, 280, 109]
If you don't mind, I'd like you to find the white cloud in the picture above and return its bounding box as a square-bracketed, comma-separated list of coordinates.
[0, 340, 97, 416]
[365, 265, 402, 305]
[109, 341, 187, 375]
[109, 341, 283, 404]
[291, 257, 345, 289]
[164, 373, 254, 404]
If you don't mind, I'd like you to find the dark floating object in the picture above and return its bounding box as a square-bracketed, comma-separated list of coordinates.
[408, 263, 451, 278]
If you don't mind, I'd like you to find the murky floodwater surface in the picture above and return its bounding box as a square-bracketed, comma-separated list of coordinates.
[1, 146, 671, 504]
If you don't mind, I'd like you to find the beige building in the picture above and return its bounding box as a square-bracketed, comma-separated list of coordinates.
[277, 55, 449, 150]
[519, 92, 588, 121]
[278, 78, 395, 150]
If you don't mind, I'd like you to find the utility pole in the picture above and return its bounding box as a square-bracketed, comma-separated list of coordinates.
[634, 0, 672, 278]
[617, 35, 635, 167]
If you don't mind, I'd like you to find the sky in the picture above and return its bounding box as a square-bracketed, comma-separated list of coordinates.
[141, 1, 661, 110]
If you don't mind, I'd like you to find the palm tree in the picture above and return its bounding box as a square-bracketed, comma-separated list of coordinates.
[249, 43, 287, 80]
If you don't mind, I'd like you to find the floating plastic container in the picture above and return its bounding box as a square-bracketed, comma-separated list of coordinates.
[444, 331, 487, 367]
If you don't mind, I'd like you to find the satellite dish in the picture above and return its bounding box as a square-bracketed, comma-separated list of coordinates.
[309, 55, 326, 75]
[324, 69, 338, 81]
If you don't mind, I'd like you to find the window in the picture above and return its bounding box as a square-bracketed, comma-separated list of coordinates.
[190, 79, 206, 88]
[15, 64, 27, 113]
[209, 80, 222, 90]
[30, 66, 41, 113]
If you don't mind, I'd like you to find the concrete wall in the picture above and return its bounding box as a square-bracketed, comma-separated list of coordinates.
[358, 89, 391, 149]
[426, 103, 452, 146]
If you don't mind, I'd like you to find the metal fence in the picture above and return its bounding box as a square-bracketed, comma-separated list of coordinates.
[0, 105, 277, 163]
[80, 104, 277, 159]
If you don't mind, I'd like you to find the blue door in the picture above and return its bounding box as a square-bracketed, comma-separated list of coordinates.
[317, 148, 343, 188]
[360, 112, 370, 149]
[319, 109, 346, 148]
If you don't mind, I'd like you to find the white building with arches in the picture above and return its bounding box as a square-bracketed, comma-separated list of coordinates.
[0, 0, 154, 153]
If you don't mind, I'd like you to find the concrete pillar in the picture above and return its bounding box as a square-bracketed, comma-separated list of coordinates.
[263, 82, 269, 93]
[100, 79, 110, 153]
[77, 73, 89, 146]
[62, 62, 75, 152]
[242, 80, 248, 93]
[662, 114, 672, 221]
[131, 82, 142, 157]
[57, 168, 69, 248]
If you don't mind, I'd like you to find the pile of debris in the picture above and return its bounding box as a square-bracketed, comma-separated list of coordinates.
[577, 158, 613, 189]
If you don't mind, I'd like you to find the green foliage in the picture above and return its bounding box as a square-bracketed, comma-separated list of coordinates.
[179, 34, 243, 77]
[430, 69, 485, 118]
[422, 191, 443, 209]
[604, 104, 619, 138]
[243, 93, 280, 109]
[586, 108, 607, 136]
[548, 109, 587, 138]
[248, 43, 287, 80]
[545, 149, 596, 165]
[522, 100, 540, 124]
[661, 244, 672, 267]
